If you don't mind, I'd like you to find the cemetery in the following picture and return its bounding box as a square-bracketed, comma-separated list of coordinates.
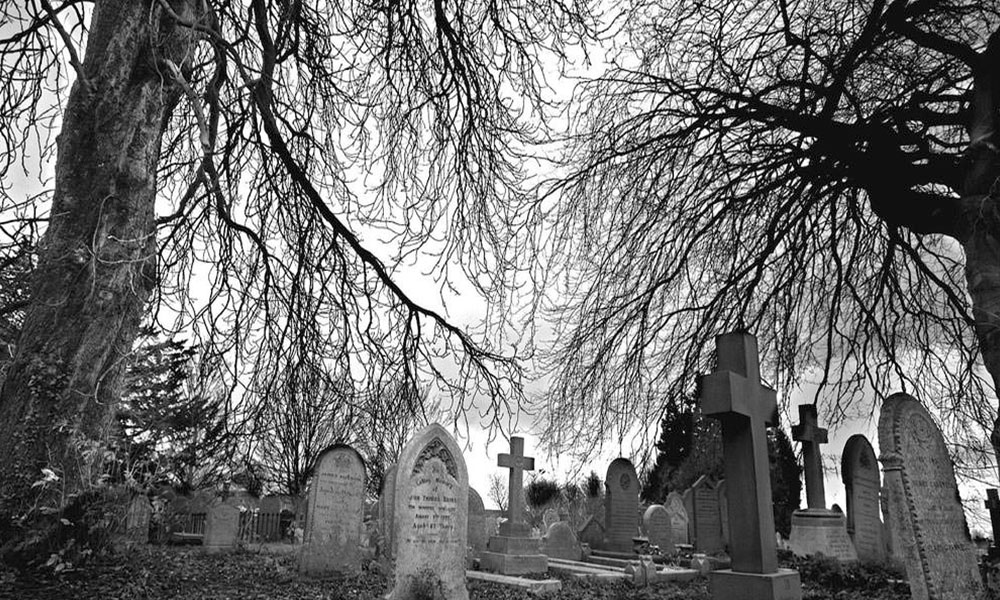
[5, 3, 1000, 600]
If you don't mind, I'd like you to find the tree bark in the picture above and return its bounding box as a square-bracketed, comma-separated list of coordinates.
[0, 0, 197, 559]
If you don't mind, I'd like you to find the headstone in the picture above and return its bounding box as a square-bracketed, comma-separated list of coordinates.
[468, 487, 487, 557]
[788, 404, 857, 562]
[878, 393, 983, 600]
[718, 480, 729, 549]
[125, 495, 152, 544]
[841, 434, 885, 562]
[986, 489, 1000, 561]
[388, 423, 469, 600]
[379, 463, 397, 561]
[642, 504, 674, 555]
[701, 332, 801, 600]
[684, 475, 723, 553]
[578, 515, 605, 549]
[299, 444, 367, 575]
[481, 437, 548, 575]
[543, 507, 560, 531]
[604, 458, 640, 552]
[665, 492, 689, 546]
[203, 503, 240, 553]
[541, 521, 582, 561]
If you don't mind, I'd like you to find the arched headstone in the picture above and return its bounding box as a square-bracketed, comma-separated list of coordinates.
[841, 435, 885, 562]
[299, 444, 366, 575]
[468, 487, 487, 557]
[604, 458, 640, 551]
[664, 492, 689, 545]
[642, 505, 674, 555]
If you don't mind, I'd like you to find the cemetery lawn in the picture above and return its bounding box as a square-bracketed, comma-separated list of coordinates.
[1, 547, 911, 600]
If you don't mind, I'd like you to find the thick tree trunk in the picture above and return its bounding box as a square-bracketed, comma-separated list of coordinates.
[0, 0, 196, 560]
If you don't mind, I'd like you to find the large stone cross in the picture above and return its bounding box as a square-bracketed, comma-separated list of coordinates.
[986, 489, 1000, 558]
[498, 436, 534, 537]
[792, 404, 828, 510]
[701, 332, 778, 574]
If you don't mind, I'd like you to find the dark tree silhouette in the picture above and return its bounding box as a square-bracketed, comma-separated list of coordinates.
[542, 1, 1000, 475]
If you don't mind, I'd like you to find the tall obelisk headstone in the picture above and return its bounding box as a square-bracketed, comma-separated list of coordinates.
[299, 444, 367, 575]
[787, 405, 857, 562]
[388, 423, 469, 600]
[840, 435, 885, 562]
[878, 393, 983, 600]
[701, 332, 801, 600]
[604, 458, 640, 552]
[481, 437, 548, 574]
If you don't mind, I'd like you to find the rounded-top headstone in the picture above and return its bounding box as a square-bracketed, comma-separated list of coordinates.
[468, 487, 487, 556]
[604, 458, 640, 552]
[878, 393, 983, 600]
[300, 444, 367, 575]
[542, 521, 582, 561]
[642, 504, 675, 555]
[664, 492, 689, 545]
[388, 423, 469, 600]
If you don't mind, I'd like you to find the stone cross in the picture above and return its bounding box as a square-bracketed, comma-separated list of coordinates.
[498, 436, 534, 536]
[792, 404, 828, 509]
[986, 488, 1000, 559]
[701, 332, 778, 574]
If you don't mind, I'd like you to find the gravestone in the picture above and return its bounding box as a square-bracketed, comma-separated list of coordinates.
[388, 423, 469, 600]
[701, 332, 801, 600]
[299, 444, 367, 575]
[841, 434, 885, 562]
[665, 492, 690, 546]
[642, 504, 674, 555]
[604, 458, 640, 552]
[578, 515, 605, 549]
[204, 503, 240, 553]
[125, 495, 152, 544]
[379, 463, 397, 561]
[481, 437, 548, 574]
[986, 489, 1000, 561]
[468, 487, 488, 557]
[788, 404, 857, 562]
[543, 508, 560, 531]
[878, 393, 983, 600]
[541, 521, 583, 561]
[684, 475, 723, 553]
[718, 480, 729, 549]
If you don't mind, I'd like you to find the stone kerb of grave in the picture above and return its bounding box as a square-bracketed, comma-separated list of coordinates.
[642, 504, 675, 555]
[299, 444, 367, 575]
[840, 434, 885, 562]
[788, 404, 857, 563]
[604, 458, 640, 552]
[388, 423, 469, 600]
[878, 393, 983, 600]
[701, 331, 801, 600]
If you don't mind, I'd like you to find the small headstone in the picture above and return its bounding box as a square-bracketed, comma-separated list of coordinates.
[388, 423, 469, 600]
[203, 503, 240, 553]
[642, 504, 674, 555]
[684, 476, 723, 553]
[578, 515, 605, 548]
[541, 521, 582, 561]
[543, 507, 560, 531]
[841, 435, 885, 562]
[604, 458, 640, 551]
[665, 492, 689, 546]
[125, 495, 152, 544]
[300, 444, 367, 575]
[468, 487, 487, 557]
[878, 393, 983, 600]
[379, 463, 397, 561]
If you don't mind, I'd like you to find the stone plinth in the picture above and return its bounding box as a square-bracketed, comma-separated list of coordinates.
[787, 509, 857, 562]
[709, 569, 802, 600]
[481, 535, 548, 574]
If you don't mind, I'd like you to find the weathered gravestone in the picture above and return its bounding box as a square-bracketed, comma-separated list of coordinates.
[683, 475, 723, 553]
[204, 503, 240, 553]
[718, 480, 729, 549]
[388, 423, 469, 600]
[543, 507, 560, 531]
[542, 521, 583, 560]
[379, 463, 397, 561]
[986, 489, 1000, 561]
[604, 458, 640, 552]
[299, 444, 366, 575]
[788, 404, 857, 562]
[578, 515, 605, 549]
[642, 504, 674, 555]
[481, 437, 548, 574]
[878, 393, 983, 600]
[665, 492, 690, 546]
[468, 487, 488, 557]
[701, 332, 801, 600]
[125, 494, 152, 544]
[840, 434, 885, 562]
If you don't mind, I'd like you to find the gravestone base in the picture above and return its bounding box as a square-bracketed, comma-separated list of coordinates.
[787, 509, 858, 563]
[709, 569, 802, 600]
[480, 551, 548, 575]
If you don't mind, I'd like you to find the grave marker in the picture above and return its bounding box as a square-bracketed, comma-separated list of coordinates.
[125, 495, 152, 544]
[718, 480, 729, 549]
[542, 521, 583, 561]
[481, 437, 548, 574]
[665, 492, 689, 546]
[379, 463, 397, 561]
[642, 504, 674, 555]
[604, 458, 640, 552]
[204, 503, 240, 553]
[468, 487, 488, 557]
[299, 444, 366, 575]
[986, 489, 1000, 561]
[578, 515, 605, 549]
[684, 476, 723, 553]
[841, 435, 885, 562]
[878, 393, 983, 600]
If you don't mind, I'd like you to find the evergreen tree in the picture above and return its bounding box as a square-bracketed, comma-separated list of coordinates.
[641, 395, 696, 502]
[768, 427, 801, 537]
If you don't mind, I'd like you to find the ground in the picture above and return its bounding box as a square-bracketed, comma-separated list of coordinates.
[0, 547, 910, 600]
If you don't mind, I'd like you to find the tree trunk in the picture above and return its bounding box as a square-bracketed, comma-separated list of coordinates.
[0, 0, 197, 561]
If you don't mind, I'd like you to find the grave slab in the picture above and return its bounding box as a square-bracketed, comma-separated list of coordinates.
[466, 570, 562, 594]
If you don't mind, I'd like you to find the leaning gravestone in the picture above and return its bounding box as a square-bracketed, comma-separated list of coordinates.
[388, 423, 469, 600]
[125, 495, 152, 544]
[878, 393, 983, 600]
[604, 458, 640, 551]
[204, 503, 240, 553]
[299, 444, 367, 575]
[665, 492, 689, 546]
[468, 487, 488, 557]
[642, 504, 674, 555]
[684, 475, 723, 553]
[841, 434, 885, 562]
